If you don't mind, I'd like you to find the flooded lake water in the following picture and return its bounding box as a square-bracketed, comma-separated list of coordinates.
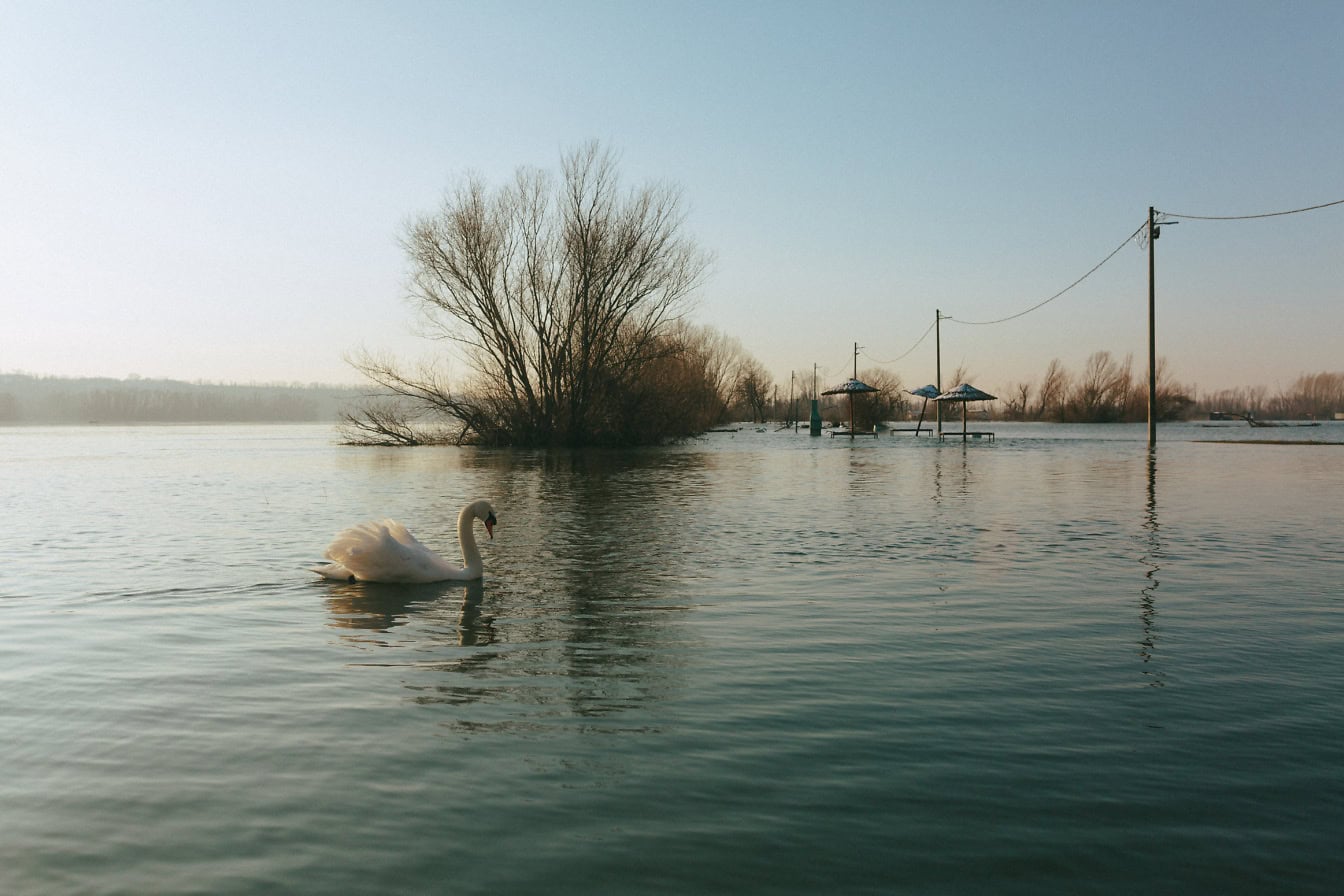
[3, 422, 1342, 894]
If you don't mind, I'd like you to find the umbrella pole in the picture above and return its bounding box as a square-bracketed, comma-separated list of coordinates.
[962, 403, 968, 442]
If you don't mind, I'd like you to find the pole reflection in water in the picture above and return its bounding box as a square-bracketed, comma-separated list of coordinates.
[1139, 446, 1164, 687]
[930, 445, 973, 507]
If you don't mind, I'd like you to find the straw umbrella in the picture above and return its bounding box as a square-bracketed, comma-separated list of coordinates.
[934, 383, 997, 441]
[906, 384, 940, 435]
[821, 378, 879, 436]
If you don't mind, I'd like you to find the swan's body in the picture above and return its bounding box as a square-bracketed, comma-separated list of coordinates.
[313, 500, 497, 584]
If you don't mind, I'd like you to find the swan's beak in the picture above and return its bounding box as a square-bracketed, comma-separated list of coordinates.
[484, 512, 496, 539]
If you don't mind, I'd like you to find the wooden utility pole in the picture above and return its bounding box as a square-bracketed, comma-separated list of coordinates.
[1147, 207, 1158, 447]
[935, 309, 943, 435]
[790, 370, 797, 432]
[809, 363, 821, 435]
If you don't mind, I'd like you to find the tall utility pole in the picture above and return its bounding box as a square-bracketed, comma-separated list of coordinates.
[809, 363, 821, 436]
[935, 309, 944, 436]
[1147, 207, 1158, 447]
[790, 370, 798, 432]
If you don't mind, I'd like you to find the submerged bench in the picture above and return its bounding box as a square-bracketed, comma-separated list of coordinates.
[939, 431, 995, 442]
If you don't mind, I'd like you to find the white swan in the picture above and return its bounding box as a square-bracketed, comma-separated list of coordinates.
[313, 499, 497, 584]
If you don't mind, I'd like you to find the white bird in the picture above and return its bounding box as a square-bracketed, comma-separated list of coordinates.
[313, 499, 498, 584]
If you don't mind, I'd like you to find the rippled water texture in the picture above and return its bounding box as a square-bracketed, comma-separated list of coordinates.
[3, 423, 1342, 894]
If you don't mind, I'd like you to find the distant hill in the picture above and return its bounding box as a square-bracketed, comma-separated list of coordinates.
[0, 373, 365, 424]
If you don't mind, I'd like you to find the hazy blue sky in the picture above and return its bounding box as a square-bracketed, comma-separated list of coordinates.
[3, 1, 1341, 397]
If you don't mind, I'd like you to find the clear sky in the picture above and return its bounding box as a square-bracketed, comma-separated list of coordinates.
[3, 0, 1341, 398]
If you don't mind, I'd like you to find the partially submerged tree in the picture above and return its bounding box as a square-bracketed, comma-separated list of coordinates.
[1003, 382, 1033, 420]
[675, 321, 744, 424]
[850, 367, 907, 429]
[345, 142, 714, 447]
[732, 358, 774, 423]
[338, 398, 449, 446]
[1036, 358, 1068, 419]
[998, 353, 1191, 422]
[1068, 351, 1133, 422]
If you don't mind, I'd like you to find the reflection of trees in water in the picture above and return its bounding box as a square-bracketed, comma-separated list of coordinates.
[517, 451, 702, 720]
[325, 450, 705, 727]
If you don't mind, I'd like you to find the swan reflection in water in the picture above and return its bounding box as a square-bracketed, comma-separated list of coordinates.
[318, 459, 699, 724]
[325, 579, 494, 647]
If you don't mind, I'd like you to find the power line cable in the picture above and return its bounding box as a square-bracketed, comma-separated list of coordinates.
[949, 222, 1147, 326]
[835, 195, 1341, 364]
[1162, 197, 1344, 221]
[816, 360, 850, 384]
[860, 318, 938, 366]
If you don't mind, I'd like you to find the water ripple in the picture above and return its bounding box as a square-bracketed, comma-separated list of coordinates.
[3, 425, 1343, 894]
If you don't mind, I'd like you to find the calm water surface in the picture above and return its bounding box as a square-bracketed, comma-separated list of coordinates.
[2, 423, 1342, 894]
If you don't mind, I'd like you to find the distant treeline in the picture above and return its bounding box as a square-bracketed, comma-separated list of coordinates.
[995, 352, 1192, 423]
[1197, 372, 1344, 421]
[0, 373, 365, 424]
[996, 355, 1342, 422]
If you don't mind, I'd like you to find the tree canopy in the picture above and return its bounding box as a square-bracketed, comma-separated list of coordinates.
[345, 143, 726, 447]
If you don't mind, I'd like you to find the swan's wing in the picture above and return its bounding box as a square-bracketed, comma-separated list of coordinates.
[380, 519, 425, 550]
[323, 520, 455, 583]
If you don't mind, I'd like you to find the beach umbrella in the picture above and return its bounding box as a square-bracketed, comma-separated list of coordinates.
[934, 383, 997, 441]
[906, 384, 940, 435]
[822, 378, 878, 435]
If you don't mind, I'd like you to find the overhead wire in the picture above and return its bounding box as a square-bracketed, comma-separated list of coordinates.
[835, 193, 1341, 365]
[948, 222, 1147, 326]
[860, 318, 937, 366]
[1162, 197, 1344, 221]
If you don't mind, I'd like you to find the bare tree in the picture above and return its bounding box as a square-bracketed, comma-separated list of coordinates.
[733, 357, 774, 422]
[605, 323, 759, 438]
[1069, 351, 1132, 422]
[1133, 357, 1194, 422]
[946, 364, 973, 390]
[347, 142, 713, 447]
[1036, 358, 1069, 420]
[1003, 382, 1032, 420]
[670, 321, 743, 424]
[851, 367, 906, 428]
[1288, 371, 1344, 418]
[338, 398, 447, 446]
[342, 351, 494, 442]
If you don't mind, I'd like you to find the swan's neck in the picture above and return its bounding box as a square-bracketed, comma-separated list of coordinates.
[457, 507, 484, 576]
